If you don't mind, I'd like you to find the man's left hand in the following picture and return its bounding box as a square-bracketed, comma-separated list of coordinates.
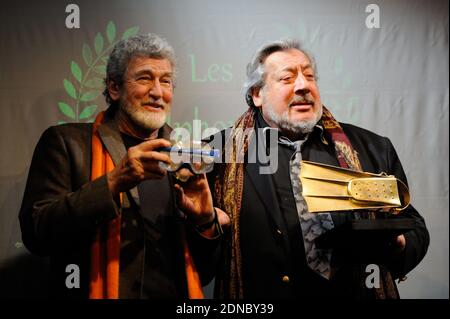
[395, 234, 406, 251]
[174, 169, 215, 226]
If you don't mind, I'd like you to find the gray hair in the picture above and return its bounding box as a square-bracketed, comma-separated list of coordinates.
[244, 39, 318, 107]
[103, 33, 177, 104]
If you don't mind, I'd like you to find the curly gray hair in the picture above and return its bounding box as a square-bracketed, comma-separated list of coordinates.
[244, 39, 318, 107]
[103, 33, 177, 104]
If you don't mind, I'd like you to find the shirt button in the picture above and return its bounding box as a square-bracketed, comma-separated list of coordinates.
[282, 275, 290, 283]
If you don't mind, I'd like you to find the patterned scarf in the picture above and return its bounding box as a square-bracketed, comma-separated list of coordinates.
[214, 106, 398, 299]
[88, 111, 204, 299]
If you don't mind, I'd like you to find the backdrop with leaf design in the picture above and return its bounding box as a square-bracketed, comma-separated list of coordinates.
[0, 0, 447, 298]
[58, 21, 140, 123]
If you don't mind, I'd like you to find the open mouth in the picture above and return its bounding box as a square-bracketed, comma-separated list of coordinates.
[290, 102, 313, 110]
[142, 103, 164, 110]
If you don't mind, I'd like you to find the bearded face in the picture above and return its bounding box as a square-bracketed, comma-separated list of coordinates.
[252, 49, 322, 135]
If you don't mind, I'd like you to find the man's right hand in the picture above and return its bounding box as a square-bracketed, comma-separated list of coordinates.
[107, 138, 172, 197]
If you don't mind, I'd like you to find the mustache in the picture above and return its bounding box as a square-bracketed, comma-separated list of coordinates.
[141, 100, 164, 108]
[290, 96, 315, 106]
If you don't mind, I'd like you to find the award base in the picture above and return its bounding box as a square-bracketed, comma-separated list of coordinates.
[315, 218, 415, 264]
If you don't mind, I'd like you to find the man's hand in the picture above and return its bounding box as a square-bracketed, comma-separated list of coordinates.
[395, 234, 406, 251]
[174, 170, 231, 237]
[107, 138, 172, 197]
[173, 170, 215, 225]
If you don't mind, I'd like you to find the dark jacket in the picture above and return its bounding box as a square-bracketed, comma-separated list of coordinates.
[19, 111, 220, 298]
[208, 120, 429, 299]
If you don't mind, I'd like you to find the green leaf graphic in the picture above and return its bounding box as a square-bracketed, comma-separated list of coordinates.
[80, 105, 97, 119]
[122, 26, 139, 40]
[84, 77, 104, 89]
[63, 79, 77, 99]
[93, 65, 106, 75]
[58, 102, 76, 118]
[106, 21, 116, 44]
[94, 33, 104, 55]
[59, 22, 143, 124]
[80, 91, 100, 102]
[82, 44, 93, 66]
[71, 61, 82, 83]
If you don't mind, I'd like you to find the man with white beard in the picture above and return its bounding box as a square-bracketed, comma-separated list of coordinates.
[20, 34, 228, 299]
[209, 39, 429, 299]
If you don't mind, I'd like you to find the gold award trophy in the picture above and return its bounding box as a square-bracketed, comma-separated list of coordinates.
[300, 161, 410, 214]
[300, 161, 415, 252]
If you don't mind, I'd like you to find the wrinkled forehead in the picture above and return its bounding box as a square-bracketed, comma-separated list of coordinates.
[125, 55, 173, 75]
[263, 49, 312, 72]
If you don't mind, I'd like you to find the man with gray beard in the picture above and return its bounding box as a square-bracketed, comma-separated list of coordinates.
[208, 39, 429, 299]
[19, 34, 228, 299]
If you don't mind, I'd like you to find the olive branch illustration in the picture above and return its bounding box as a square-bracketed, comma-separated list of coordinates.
[58, 21, 139, 123]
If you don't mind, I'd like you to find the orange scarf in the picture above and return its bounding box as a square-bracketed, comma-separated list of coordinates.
[88, 111, 203, 299]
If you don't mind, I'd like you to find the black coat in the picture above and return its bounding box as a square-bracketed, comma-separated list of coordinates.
[19, 112, 220, 299]
[208, 121, 429, 299]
